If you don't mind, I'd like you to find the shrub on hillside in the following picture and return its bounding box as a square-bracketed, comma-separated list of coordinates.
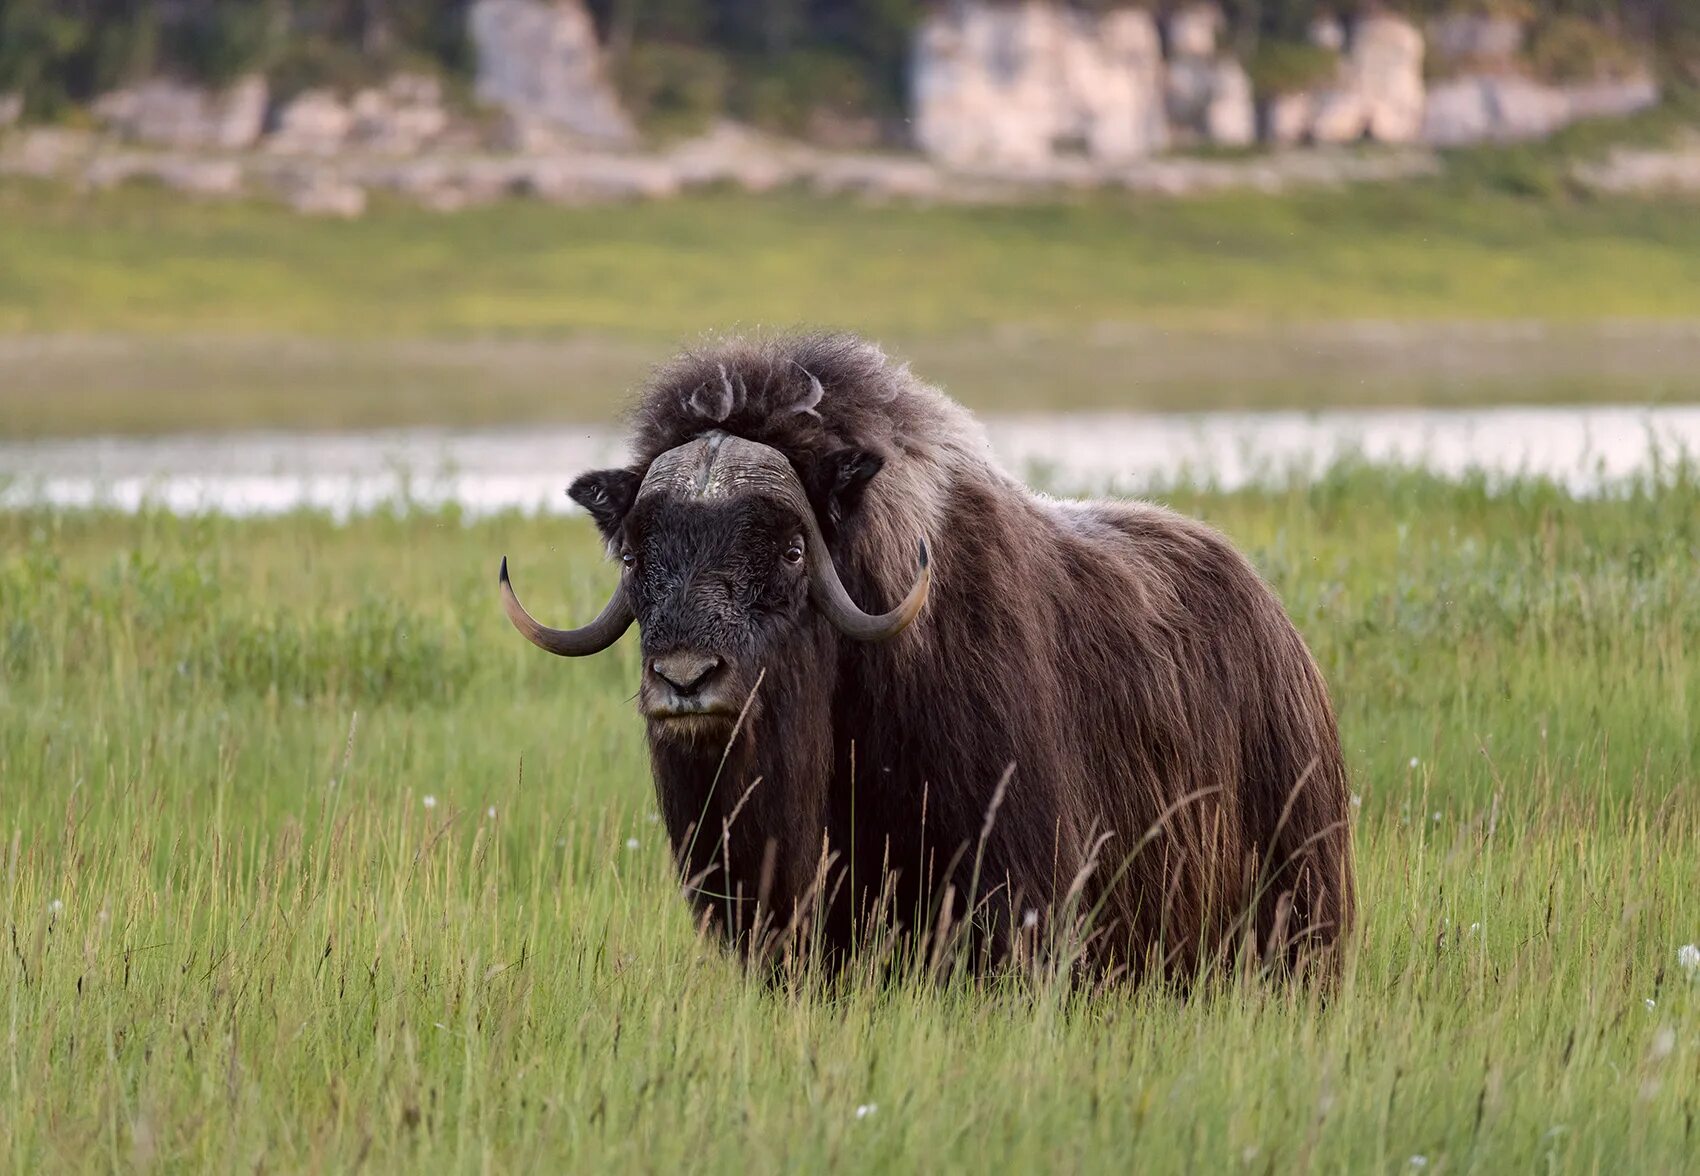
[1528, 15, 1640, 83]
[1247, 40, 1339, 96]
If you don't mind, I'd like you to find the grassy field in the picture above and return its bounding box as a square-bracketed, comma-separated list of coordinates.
[4, 463, 1698, 1170]
[4, 176, 1700, 435]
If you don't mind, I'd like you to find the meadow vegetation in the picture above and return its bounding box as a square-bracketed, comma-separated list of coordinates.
[3, 463, 1698, 1170]
[4, 177, 1700, 435]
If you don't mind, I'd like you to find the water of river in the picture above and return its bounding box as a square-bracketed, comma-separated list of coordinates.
[3, 405, 1698, 517]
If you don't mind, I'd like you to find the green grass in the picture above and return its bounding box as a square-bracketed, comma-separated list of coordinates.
[4, 463, 1699, 1170]
[4, 176, 1700, 435]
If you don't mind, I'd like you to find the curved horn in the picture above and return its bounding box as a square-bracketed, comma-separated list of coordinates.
[499, 556, 633, 657]
[800, 519, 930, 643]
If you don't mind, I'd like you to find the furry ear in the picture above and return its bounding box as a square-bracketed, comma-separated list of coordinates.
[568, 468, 642, 541]
[805, 447, 886, 532]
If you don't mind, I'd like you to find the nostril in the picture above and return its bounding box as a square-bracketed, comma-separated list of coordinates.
[651, 652, 723, 696]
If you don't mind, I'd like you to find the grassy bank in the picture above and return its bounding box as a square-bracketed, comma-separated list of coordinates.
[4, 464, 1698, 1169]
[4, 177, 1700, 435]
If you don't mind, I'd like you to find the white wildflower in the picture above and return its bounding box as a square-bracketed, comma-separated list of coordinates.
[1022, 909, 1040, 930]
[625, 838, 640, 850]
[1469, 922, 1481, 935]
[1409, 757, 1420, 769]
[1409, 1158, 1428, 1170]
[486, 806, 497, 819]
[1645, 998, 1656, 1010]
[422, 795, 437, 810]
[1431, 811, 1442, 823]
[1350, 794, 1362, 809]
[855, 1104, 877, 1119]
[1678, 943, 1700, 973]
[48, 899, 63, 915]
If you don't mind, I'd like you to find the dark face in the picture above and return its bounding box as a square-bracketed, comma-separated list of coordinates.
[617, 491, 814, 741]
[496, 436, 924, 750]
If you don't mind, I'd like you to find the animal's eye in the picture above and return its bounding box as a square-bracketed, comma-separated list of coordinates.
[620, 549, 636, 568]
[783, 537, 805, 565]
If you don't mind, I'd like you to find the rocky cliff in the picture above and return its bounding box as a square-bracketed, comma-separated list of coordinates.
[0, 0, 1681, 214]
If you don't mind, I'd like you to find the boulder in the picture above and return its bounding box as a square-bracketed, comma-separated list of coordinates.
[0, 127, 93, 177]
[93, 76, 267, 149]
[1420, 77, 1494, 146]
[912, 1, 1166, 169]
[811, 154, 949, 200]
[268, 89, 353, 155]
[1166, 4, 1223, 60]
[1307, 90, 1367, 144]
[273, 165, 368, 217]
[1422, 72, 1655, 147]
[84, 153, 244, 197]
[1565, 75, 1659, 122]
[349, 74, 450, 154]
[1066, 7, 1168, 161]
[468, 0, 633, 146]
[1575, 138, 1700, 194]
[1346, 15, 1425, 143]
[517, 154, 680, 202]
[1265, 92, 1314, 146]
[360, 156, 516, 211]
[1161, 6, 1251, 148]
[1204, 59, 1256, 147]
[1300, 14, 1424, 145]
[1164, 55, 1216, 135]
[663, 121, 807, 192]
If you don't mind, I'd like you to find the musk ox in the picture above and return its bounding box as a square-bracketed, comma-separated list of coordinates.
[501, 334, 1355, 983]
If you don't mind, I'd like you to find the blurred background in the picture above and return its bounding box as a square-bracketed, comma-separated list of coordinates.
[2, 0, 1699, 499]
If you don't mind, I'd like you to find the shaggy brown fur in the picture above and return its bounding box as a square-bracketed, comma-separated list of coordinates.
[590, 333, 1354, 981]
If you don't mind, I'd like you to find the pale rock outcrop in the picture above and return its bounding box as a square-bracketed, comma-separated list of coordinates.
[0, 127, 94, 177]
[348, 74, 450, 153]
[276, 170, 368, 217]
[1353, 15, 1426, 142]
[1422, 73, 1659, 146]
[1575, 135, 1700, 194]
[469, 0, 633, 146]
[93, 76, 268, 149]
[268, 90, 354, 155]
[811, 153, 950, 200]
[1204, 59, 1256, 147]
[1265, 92, 1314, 147]
[1565, 75, 1660, 122]
[84, 153, 243, 197]
[517, 154, 679, 202]
[1164, 4, 1254, 147]
[1166, 3, 1222, 59]
[662, 121, 808, 192]
[1301, 14, 1425, 144]
[913, 1, 1166, 169]
[1113, 147, 1439, 196]
[1420, 10, 1658, 147]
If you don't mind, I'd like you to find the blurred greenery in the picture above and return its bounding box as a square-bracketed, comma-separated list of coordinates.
[3, 173, 1699, 434]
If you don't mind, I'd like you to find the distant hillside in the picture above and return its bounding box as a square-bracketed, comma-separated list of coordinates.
[1, 1, 1694, 134]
